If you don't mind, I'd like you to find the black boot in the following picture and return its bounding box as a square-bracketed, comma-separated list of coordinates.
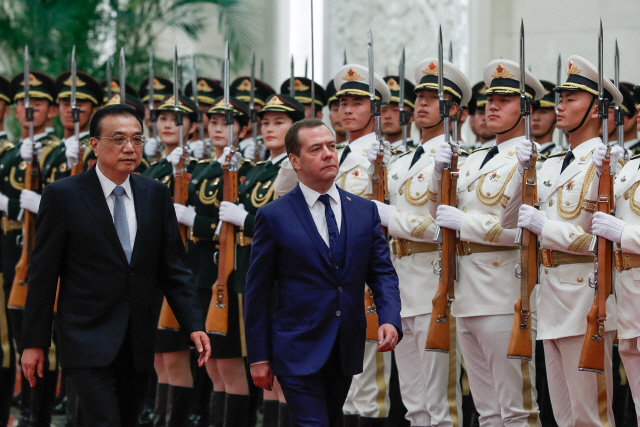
[153, 383, 169, 427]
[166, 385, 194, 427]
[40, 369, 59, 427]
[343, 414, 359, 427]
[0, 368, 14, 427]
[208, 391, 225, 427]
[262, 400, 279, 427]
[222, 394, 250, 427]
[358, 417, 387, 427]
[278, 402, 289, 427]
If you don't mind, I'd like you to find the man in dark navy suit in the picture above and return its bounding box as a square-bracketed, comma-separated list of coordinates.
[244, 118, 402, 426]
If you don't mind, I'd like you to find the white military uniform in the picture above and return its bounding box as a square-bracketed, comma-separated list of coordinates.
[502, 137, 617, 427]
[388, 134, 462, 427]
[428, 136, 540, 427]
[390, 139, 407, 153]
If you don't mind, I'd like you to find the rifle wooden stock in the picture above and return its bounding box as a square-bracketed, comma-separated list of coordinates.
[206, 157, 238, 336]
[371, 150, 387, 204]
[507, 150, 538, 360]
[365, 287, 379, 343]
[7, 158, 39, 310]
[426, 150, 459, 353]
[71, 143, 85, 176]
[158, 151, 189, 330]
[578, 154, 613, 374]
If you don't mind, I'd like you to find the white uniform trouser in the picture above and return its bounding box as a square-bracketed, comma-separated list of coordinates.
[394, 313, 462, 427]
[544, 333, 615, 427]
[457, 314, 540, 427]
[343, 341, 392, 418]
[619, 337, 640, 425]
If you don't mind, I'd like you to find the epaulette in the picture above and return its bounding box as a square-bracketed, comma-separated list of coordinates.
[336, 143, 347, 150]
[241, 158, 255, 166]
[390, 147, 401, 156]
[471, 146, 491, 153]
[619, 158, 626, 167]
[538, 154, 548, 161]
[545, 150, 567, 159]
[198, 158, 213, 164]
[457, 148, 469, 157]
[150, 160, 159, 166]
[399, 150, 413, 158]
[256, 160, 267, 165]
[630, 153, 640, 160]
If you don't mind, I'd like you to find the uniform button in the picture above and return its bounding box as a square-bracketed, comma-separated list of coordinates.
[549, 200, 553, 207]
[492, 261, 499, 267]
[577, 276, 584, 283]
[336, 311, 341, 316]
[338, 287, 343, 292]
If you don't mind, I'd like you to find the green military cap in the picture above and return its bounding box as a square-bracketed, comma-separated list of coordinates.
[206, 96, 250, 126]
[10, 71, 56, 103]
[622, 82, 640, 109]
[325, 79, 338, 106]
[468, 81, 489, 113]
[414, 58, 471, 106]
[553, 56, 622, 106]
[384, 75, 416, 109]
[157, 94, 198, 122]
[533, 80, 556, 110]
[139, 76, 174, 103]
[104, 93, 145, 120]
[100, 79, 138, 104]
[483, 59, 544, 100]
[258, 94, 305, 122]
[185, 77, 222, 106]
[617, 82, 636, 116]
[56, 71, 104, 106]
[0, 76, 11, 104]
[279, 77, 326, 107]
[230, 77, 275, 107]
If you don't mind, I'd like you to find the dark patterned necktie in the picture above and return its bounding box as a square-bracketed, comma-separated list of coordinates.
[319, 194, 339, 254]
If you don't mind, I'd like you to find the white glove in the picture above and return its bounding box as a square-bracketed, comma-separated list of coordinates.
[436, 205, 463, 231]
[167, 147, 184, 175]
[222, 147, 243, 167]
[591, 211, 625, 244]
[64, 136, 80, 167]
[366, 141, 391, 166]
[20, 190, 41, 214]
[434, 142, 453, 175]
[174, 203, 196, 228]
[280, 157, 294, 170]
[20, 139, 42, 162]
[188, 140, 205, 160]
[592, 145, 624, 174]
[144, 137, 159, 159]
[0, 193, 8, 215]
[516, 139, 533, 174]
[372, 200, 397, 228]
[219, 201, 248, 227]
[517, 204, 547, 236]
[242, 143, 256, 162]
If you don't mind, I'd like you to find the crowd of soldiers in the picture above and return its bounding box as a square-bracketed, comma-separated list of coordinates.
[1, 25, 640, 427]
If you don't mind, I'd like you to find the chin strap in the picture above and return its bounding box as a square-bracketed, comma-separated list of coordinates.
[423, 118, 443, 129]
[568, 95, 597, 134]
[349, 116, 374, 136]
[495, 115, 523, 135]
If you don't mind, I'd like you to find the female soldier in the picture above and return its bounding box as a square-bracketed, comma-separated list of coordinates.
[218, 94, 305, 427]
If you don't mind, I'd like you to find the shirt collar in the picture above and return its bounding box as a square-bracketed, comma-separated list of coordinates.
[538, 141, 555, 150]
[348, 132, 376, 152]
[268, 152, 287, 164]
[625, 138, 640, 150]
[64, 131, 90, 144]
[299, 181, 340, 208]
[0, 131, 6, 138]
[95, 163, 133, 200]
[20, 132, 48, 143]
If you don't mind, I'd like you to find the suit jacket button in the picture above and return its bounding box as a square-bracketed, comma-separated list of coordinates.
[338, 287, 343, 292]
[334, 265, 339, 270]
[336, 311, 341, 316]
[328, 252, 333, 258]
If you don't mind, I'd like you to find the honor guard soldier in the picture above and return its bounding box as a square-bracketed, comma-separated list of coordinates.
[467, 82, 496, 151]
[185, 77, 223, 159]
[501, 55, 623, 426]
[173, 95, 254, 427]
[373, 57, 471, 427]
[604, 82, 638, 157]
[531, 80, 562, 157]
[231, 77, 275, 161]
[621, 83, 640, 155]
[139, 76, 174, 163]
[1, 70, 60, 427]
[382, 75, 416, 152]
[429, 59, 545, 426]
[326, 79, 348, 145]
[280, 76, 326, 119]
[99, 78, 137, 104]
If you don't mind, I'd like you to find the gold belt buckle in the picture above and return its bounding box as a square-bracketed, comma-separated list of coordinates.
[236, 232, 245, 246]
[540, 248, 555, 267]
[393, 240, 406, 258]
[614, 251, 622, 271]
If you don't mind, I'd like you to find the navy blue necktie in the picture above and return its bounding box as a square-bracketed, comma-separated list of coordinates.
[561, 151, 575, 173]
[410, 145, 424, 169]
[339, 145, 351, 166]
[480, 146, 499, 169]
[319, 194, 339, 255]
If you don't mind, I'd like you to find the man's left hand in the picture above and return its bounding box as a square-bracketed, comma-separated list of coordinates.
[377, 323, 398, 352]
[190, 331, 211, 367]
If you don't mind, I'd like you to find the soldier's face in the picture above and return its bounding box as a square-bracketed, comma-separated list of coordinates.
[329, 102, 345, 136]
[207, 114, 246, 150]
[339, 96, 371, 132]
[486, 95, 521, 133]
[91, 114, 142, 180]
[157, 111, 194, 148]
[59, 99, 97, 130]
[414, 90, 441, 129]
[556, 91, 598, 132]
[531, 108, 556, 138]
[261, 112, 293, 152]
[471, 107, 495, 139]
[144, 100, 162, 129]
[381, 103, 405, 135]
[199, 103, 211, 137]
[289, 125, 338, 185]
[304, 104, 323, 120]
[15, 98, 58, 129]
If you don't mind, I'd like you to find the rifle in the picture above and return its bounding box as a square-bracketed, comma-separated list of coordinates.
[206, 42, 235, 336]
[508, 20, 538, 360]
[426, 27, 458, 353]
[70, 46, 85, 176]
[398, 48, 410, 149]
[249, 53, 260, 163]
[149, 53, 162, 162]
[8, 47, 39, 310]
[158, 46, 189, 331]
[579, 21, 612, 374]
[613, 39, 627, 161]
[556, 54, 565, 151]
[191, 53, 208, 159]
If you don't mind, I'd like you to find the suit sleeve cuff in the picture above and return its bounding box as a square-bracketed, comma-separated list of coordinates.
[250, 360, 270, 366]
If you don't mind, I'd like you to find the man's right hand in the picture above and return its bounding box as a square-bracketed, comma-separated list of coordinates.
[21, 348, 44, 387]
[250, 362, 274, 391]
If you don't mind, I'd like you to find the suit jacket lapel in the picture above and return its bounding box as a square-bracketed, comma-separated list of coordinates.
[288, 185, 331, 267]
[79, 168, 128, 265]
[129, 173, 149, 265]
[339, 188, 355, 271]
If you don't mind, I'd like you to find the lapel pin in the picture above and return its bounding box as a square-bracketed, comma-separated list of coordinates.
[346, 196, 351, 201]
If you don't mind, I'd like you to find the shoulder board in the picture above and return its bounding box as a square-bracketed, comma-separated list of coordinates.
[619, 158, 626, 167]
[457, 148, 469, 157]
[43, 135, 61, 146]
[336, 143, 347, 150]
[538, 154, 548, 161]
[188, 156, 198, 163]
[256, 160, 267, 165]
[1, 140, 15, 151]
[150, 160, 159, 166]
[399, 150, 413, 158]
[241, 158, 255, 166]
[545, 150, 567, 159]
[471, 146, 491, 153]
[630, 153, 640, 160]
[390, 147, 401, 156]
[198, 158, 213, 164]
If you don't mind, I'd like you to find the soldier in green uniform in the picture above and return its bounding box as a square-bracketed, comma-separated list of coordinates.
[185, 77, 223, 160]
[173, 95, 254, 427]
[140, 76, 174, 165]
[0, 70, 60, 427]
[231, 77, 275, 161]
[218, 94, 305, 427]
[623, 82, 640, 155]
[382, 75, 416, 152]
[99, 78, 137, 104]
[326, 79, 347, 145]
[280, 77, 326, 119]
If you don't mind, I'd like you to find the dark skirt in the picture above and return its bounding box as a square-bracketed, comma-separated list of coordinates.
[155, 288, 212, 354]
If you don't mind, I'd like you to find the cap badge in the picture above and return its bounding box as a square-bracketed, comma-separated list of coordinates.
[151, 78, 166, 90]
[423, 62, 439, 76]
[215, 99, 225, 108]
[106, 94, 121, 105]
[294, 79, 309, 91]
[478, 85, 488, 94]
[266, 96, 284, 106]
[491, 64, 515, 79]
[387, 78, 400, 91]
[21, 73, 43, 87]
[197, 79, 214, 92]
[63, 76, 86, 87]
[567, 61, 581, 75]
[110, 81, 120, 91]
[343, 68, 365, 82]
[237, 79, 252, 92]
[165, 95, 176, 105]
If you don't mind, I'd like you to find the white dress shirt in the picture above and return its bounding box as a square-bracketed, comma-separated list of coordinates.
[299, 181, 342, 247]
[95, 164, 137, 248]
[268, 152, 288, 164]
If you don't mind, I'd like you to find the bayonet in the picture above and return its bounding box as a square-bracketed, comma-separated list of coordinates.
[614, 39, 625, 155]
[250, 52, 259, 161]
[173, 46, 184, 151]
[448, 42, 459, 144]
[556, 54, 564, 149]
[343, 48, 347, 65]
[305, 57, 308, 79]
[119, 48, 125, 104]
[598, 20, 609, 150]
[398, 48, 409, 148]
[448, 41, 453, 63]
[24, 46, 33, 146]
[224, 42, 236, 171]
[289, 56, 295, 97]
[260, 59, 264, 81]
[149, 52, 159, 144]
[310, 0, 316, 118]
[368, 28, 381, 139]
[191, 53, 206, 148]
[106, 58, 112, 99]
[71, 45, 80, 148]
